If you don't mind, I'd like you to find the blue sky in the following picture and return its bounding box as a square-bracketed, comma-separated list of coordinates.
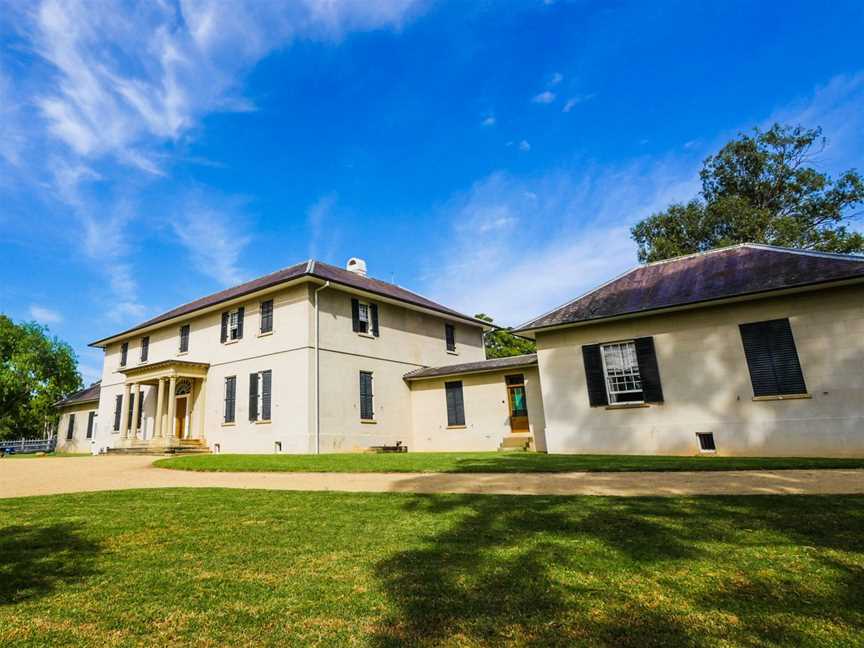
[2, 0, 863, 383]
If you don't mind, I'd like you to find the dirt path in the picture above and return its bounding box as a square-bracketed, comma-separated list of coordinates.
[1, 455, 863, 499]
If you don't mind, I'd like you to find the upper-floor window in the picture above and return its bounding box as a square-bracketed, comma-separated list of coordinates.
[120, 342, 128, 367]
[351, 298, 379, 337]
[224, 376, 236, 423]
[739, 318, 807, 397]
[445, 323, 456, 352]
[179, 324, 190, 353]
[220, 307, 245, 343]
[249, 370, 272, 422]
[140, 336, 150, 362]
[359, 371, 374, 420]
[260, 300, 273, 334]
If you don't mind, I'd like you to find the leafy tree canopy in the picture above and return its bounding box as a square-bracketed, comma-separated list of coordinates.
[475, 314, 536, 358]
[0, 315, 81, 440]
[631, 124, 864, 262]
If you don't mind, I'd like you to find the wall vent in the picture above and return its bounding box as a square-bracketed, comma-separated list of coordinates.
[274, 441, 282, 453]
[213, 443, 221, 454]
[696, 433, 716, 453]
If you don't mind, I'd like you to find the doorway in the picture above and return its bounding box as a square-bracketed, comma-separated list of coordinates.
[175, 396, 189, 439]
[505, 374, 530, 433]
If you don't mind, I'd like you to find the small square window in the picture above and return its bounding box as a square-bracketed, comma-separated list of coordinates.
[696, 433, 716, 453]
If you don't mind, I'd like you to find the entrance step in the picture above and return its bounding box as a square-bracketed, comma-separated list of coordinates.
[497, 435, 534, 452]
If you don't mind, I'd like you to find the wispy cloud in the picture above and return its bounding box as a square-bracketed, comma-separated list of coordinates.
[549, 72, 563, 86]
[481, 115, 496, 127]
[532, 90, 556, 104]
[307, 192, 341, 260]
[562, 93, 594, 112]
[518, 140, 531, 151]
[29, 305, 62, 324]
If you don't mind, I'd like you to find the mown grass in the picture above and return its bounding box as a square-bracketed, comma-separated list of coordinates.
[1, 489, 862, 646]
[155, 451, 864, 473]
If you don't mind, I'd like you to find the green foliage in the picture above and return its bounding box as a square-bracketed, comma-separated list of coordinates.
[0, 315, 81, 440]
[475, 313, 536, 358]
[632, 124, 864, 262]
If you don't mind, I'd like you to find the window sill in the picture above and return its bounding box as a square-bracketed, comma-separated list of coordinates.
[752, 393, 811, 402]
[223, 338, 240, 346]
[446, 425, 466, 429]
[446, 350, 459, 356]
[257, 331, 273, 338]
[361, 419, 377, 424]
[221, 421, 236, 427]
[604, 403, 650, 410]
[357, 332, 377, 339]
[255, 419, 272, 425]
[177, 351, 188, 357]
[138, 360, 149, 366]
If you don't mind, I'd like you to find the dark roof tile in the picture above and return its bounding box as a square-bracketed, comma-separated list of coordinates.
[404, 354, 537, 380]
[55, 382, 101, 408]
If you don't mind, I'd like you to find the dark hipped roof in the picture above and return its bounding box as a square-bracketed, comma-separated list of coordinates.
[54, 382, 101, 408]
[516, 244, 864, 333]
[91, 260, 484, 346]
[404, 354, 537, 380]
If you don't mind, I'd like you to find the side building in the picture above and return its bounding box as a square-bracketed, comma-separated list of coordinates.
[54, 382, 101, 453]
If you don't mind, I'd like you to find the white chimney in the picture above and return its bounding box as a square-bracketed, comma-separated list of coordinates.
[346, 257, 367, 277]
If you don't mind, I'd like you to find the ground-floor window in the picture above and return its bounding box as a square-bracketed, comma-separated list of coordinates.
[445, 381, 465, 426]
[249, 370, 272, 422]
[224, 376, 236, 423]
[66, 414, 75, 440]
[86, 411, 96, 439]
[359, 371, 374, 420]
[601, 341, 643, 403]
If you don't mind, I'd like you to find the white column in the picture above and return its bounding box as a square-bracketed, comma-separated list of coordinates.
[196, 377, 207, 440]
[166, 376, 177, 439]
[120, 383, 131, 439]
[154, 378, 165, 438]
[129, 383, 141, 441]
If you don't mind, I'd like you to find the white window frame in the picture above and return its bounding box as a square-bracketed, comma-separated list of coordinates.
[228, 309, 241, 341]
[357, 302, 370, 335]
[600, 340, 643, 404]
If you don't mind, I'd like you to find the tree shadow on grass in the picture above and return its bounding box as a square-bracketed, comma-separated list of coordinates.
[0, 523, 102, 606]
[370, 494, 864, 647]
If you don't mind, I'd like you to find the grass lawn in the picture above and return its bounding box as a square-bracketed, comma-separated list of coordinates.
[1, 490, 863, 647]
[154, 451, 864, 474]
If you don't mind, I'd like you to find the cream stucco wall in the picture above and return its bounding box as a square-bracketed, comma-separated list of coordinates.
[409, 366, 546, 452]
[535, 283, 864, 457]
[56, 402, 99, 453]
[315, 286, 486, 451]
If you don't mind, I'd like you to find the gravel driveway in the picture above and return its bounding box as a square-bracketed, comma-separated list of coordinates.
[2, 455, 863, 498]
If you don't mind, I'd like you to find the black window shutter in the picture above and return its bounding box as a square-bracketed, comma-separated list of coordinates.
[137, 392, 143, 429]
[141, 336, 149, 362]
[359, 372, 373, 419]
[237, 307, 245, 339]
[445, 324, 456, 351]
[67, 414, 75, 439]
[351, 298, 361, 332]
[261, 370, 272, 420]
[249, 372, 259, 421]
[86, 411, 95, 439]
[634, 337, 664, 403]
[260, 300, 273, 333]
[114, 395, 122, 430]
[445, 381, 465, 426]
[180, 325, 189, 352]
[224, 377, 236, 423]
[739, 319, 807, 396]
[120, 342, 128, 366]
[582, 344, 609, 406]
[370, 304, 379, 337]
[220, 312, 228, 343]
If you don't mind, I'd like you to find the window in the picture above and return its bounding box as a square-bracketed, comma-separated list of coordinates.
[601, 341, 643, 403]
[66, 413, 75, 440]
[359, 371, 374, 420]
[445, 381, 465, 426]
[248, 370, 272, 422]
[179, 324, 190, 353]
[224, 376, 236, 423]
[582, 337, 664, 406]
[128, 391, 143, 430]
[220, 307, 244, 343]
[113, 394, 122, 431]
[140, 336, 149, 362]
[120, 342, 128, 367]
[260, 300, 273, 334]
[351, 298, 379, 337]
[445, 324, 456, 352]
[697, 432, 716, 453]
[739, 318, 807, 397]
[86, 411, 96, 439]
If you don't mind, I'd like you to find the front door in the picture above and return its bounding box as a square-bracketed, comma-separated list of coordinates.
[506, 374, 530, 433]
[175, 397, 187, 439]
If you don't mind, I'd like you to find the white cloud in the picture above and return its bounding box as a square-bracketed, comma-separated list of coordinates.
[172, 195, 251, 287]
[549, 72, 563, 86]
[29, 305, 62, 324]
[481, 115, 496, 127]
[518, 140, 531, 151]
[307, 192, 340, 260]
[422, 158, 701, 326]
[532, 90, 556, 104]
[562, 93, 595, 112]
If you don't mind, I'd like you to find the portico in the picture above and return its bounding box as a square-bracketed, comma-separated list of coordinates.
[118, 360, 210, 449]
